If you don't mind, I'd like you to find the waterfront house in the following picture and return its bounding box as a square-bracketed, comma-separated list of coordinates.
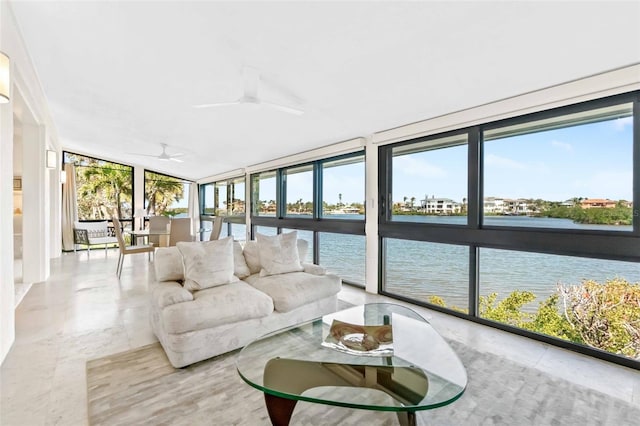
[420, 195, 462, 215]
[2, 1, 639, 424]
[580, 198, 618, 209]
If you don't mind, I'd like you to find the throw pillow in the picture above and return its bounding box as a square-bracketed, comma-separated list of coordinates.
[257, 231, 304, 276]
[242, 240, 262, 275]
[233, 241, 251, 279]
[154, 247, 185, 282]
[177, 237, 238, 291]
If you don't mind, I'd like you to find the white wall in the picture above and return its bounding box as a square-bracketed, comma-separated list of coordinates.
[1, 1, 61, 365]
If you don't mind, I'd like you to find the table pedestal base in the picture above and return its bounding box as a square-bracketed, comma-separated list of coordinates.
[264, 393, 417, 426]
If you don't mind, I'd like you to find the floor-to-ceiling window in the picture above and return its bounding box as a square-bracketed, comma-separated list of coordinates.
[379, 91, 640, 368]
[201, 176, 246, 240]
[63, 151, 134, 223]
[250, 152, 366, 285]
[143, 170, 191, 218]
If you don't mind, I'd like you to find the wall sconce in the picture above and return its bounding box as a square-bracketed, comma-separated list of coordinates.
[60, 170, 67, 184]
[0, 52, 10, 104]
[46, 150, 57, 169]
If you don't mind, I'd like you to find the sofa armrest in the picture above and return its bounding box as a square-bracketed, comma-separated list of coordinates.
[151, 281, 194, 308]
[302, 262, 327, 276]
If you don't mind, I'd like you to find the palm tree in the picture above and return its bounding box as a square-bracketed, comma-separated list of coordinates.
[144, 172, 185, 216]
[78, 162, 133, 219]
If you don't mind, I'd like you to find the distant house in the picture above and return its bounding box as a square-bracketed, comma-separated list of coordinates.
[580, 198, 617, 209]
[505, 198, 533, 215]
[483, 197, 533, 215]
[484, 197, 506, 214]
[420, 196, 461, 215]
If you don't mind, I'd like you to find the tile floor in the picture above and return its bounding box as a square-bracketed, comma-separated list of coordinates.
[1, 249, 638, 425]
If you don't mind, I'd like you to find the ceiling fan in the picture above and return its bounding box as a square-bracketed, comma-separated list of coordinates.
[130, 143, 184, 162]
[193, 67, 304, 116]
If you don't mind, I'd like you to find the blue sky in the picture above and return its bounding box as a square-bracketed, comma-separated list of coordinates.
[249, 115, 634, 205]
[394, 116, 633, 203]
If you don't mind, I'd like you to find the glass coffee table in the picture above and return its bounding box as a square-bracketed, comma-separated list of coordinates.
[236, 303, 467, 426]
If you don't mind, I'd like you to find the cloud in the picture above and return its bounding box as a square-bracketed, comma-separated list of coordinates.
[551, 140, 573, 152]
[484, 154, 526, 170]
[394, 155, 447, 179]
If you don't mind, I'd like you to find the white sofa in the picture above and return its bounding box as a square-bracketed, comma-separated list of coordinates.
[150, 234, 342, 368]
[73, 220, 118, 252]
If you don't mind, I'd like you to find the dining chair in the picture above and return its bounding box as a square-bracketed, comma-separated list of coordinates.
[209, 216, 224, 241]
[112, 217, 155, 278]
[149, 215, 171, 247]
[169, 217, 194, 246]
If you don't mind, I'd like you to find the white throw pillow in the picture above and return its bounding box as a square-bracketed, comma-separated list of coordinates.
[257, 231, 304, 276]
[242, 240, 262, 275]
[177, 237, 238, 291]
[233, 241, 251, 279]
[154, 247, 185, 282]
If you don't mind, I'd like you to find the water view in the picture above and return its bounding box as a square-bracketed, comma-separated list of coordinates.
[224, 215, 639, 313]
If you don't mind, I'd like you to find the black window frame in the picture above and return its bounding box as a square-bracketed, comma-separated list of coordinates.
[143, 169, 193, 220]
[250, 151, 366, 285]
[378, 91, 640, 369]
[63, 150, 136, 226]
[199, 176, 246, 239]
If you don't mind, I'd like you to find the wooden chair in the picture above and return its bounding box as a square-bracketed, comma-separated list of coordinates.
[148, 215, 171, 247]
[112, 217, 155, 278]
[209, 216, 224, 241]
[169, 217, 194, 246]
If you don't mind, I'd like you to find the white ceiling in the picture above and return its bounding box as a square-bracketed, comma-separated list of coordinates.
[10, 1, 640, 181]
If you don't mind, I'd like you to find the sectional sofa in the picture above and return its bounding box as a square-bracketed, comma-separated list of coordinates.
[149, 232, 342, 368]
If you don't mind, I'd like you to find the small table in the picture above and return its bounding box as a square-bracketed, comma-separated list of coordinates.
[128, 229, 170, 246]
[236, 303, 467, 426]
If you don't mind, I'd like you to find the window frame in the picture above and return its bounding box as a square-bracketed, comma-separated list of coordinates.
[249, 151, 366, 285]
[63, 150, 136, 223]
[200, 175, 246, 239]
[143, 169, 193, 218]
[378, 90, 640, 369]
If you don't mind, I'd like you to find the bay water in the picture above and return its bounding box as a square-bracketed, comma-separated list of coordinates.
[228, 215, 640, 310]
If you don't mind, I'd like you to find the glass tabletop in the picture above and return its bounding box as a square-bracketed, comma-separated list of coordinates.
[236, 303, 467, 413]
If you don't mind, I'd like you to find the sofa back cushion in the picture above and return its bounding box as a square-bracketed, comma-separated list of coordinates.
[155, 241, 254, 283]
[154, 247, 184, 282]
[257, 231, 304, 276]
[243, 238, 309, 276]
[177, 237, 239, 291]
[242, 241, 262, 275]
[233, 241, 251, 279]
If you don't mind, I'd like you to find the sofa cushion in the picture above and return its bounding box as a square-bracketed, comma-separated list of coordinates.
[233, 241, 251, 279]
[154, 247, 184, 282]
[177, 237, 238, 291]
[161, 281, 274, 334]
[257, 231, 304, 276]
[242, 239, 310, 275]
[244, 271, 341, 313]
[242, 241, 262, 275]
[150, 280, 193, 308]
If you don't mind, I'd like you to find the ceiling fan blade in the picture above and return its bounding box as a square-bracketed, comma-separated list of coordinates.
[260, 100, 305, 116]
[192, 101, 241, 109]
[169, 157, 184, 163]
[128, 153, 160, 158]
